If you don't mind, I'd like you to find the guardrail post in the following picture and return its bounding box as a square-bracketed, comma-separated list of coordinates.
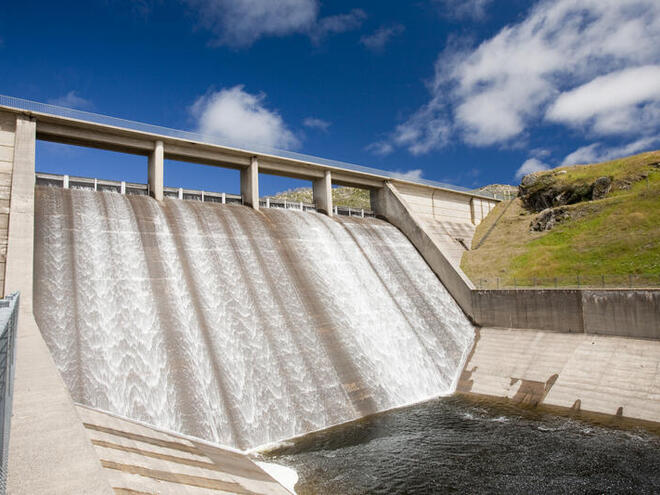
[312, 170, 333, 216]
[148, 140, 164, 201]
[266, 197, 270, 208]
[178, 187, 183, 200]
[240, 156, 259, 210]
[221, 192, 226, 204]
[120, 181, 126, 195]
[63, 175, 69, 189]
[94, 178, 97, 191]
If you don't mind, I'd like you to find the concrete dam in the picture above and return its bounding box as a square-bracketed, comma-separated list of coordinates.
[34, 186, 474, 450]
[1, 98, 659, 493]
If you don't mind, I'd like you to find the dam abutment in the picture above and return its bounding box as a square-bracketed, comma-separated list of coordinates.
[372, 180, 660, 340]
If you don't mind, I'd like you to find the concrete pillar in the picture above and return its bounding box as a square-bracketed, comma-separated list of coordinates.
[4, 115, 36, 303]
[148, 140, 164, 201]
[313, 170, 333, 216]
[240, 156, 259, 210]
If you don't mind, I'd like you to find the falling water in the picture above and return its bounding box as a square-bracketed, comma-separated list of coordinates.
[34, 186, 475, 450]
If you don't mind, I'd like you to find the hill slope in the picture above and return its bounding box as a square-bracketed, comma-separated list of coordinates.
[461, 150, 660, 288]
[269, 186, 371, 209]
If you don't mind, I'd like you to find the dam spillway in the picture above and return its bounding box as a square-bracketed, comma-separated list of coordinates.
[33, 185, 474, 450]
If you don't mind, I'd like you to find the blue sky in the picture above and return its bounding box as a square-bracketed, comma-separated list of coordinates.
[2, 0, 659, 195]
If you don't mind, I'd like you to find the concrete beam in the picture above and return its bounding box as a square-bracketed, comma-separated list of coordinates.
[313, 170, 333, 216]
[37, 121, 153, 154]
[241, 156, 259, 209]
[148, 140, 164, 201]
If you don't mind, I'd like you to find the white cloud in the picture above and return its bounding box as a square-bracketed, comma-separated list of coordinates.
[561, 137, 660, 167]
[365, 141, 394, 156]
[433, 0, 493, 21]
[185, 0, 365, 47]
[392, 169, 424, 180]
[379, 0, 660, 154]
[546, 65, 660, 135]
[360, 24, 404, 51]
[191, 86, 299, 149]
[303, 117, 331, 132]
[391, 97, 452, 155]
[515, 158, 550, 180]
[310, 9, 366, 44]
[48, 91, 92, 110]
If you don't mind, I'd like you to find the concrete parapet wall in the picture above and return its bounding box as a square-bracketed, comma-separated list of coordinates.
[372, 182, 475, 316]
[472, 289, 584, 333]
[459, 327, 660, 425]
[582, 290, 660, 339]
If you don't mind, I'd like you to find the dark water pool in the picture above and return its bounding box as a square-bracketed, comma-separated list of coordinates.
[262, 396, 660, 494]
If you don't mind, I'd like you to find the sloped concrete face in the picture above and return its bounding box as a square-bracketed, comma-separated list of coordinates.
[76, 406, 291, 495]
[459, 327, 660, 424]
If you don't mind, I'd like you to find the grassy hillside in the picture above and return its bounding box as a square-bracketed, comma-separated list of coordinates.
[461, 150, 660, 288]
[269, 186, 371, 209]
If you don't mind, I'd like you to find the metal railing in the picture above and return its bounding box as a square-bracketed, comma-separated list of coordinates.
[1, 94, 503, 200]
[36, 173, 243, 204]
[36, 173, 377, 217]
[475, 274, 660, 290]
[0, 293, 19, 494]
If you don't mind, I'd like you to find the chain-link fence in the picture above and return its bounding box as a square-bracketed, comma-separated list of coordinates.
[0, 292, 19, 494]
[475, 274, 660, 289]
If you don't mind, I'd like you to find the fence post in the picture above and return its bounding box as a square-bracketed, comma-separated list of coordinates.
[496, 277, 500, 289]
[94, 178, 98, 191]
[514, 278, 517, 288]
[554, 277, 558, 288]
[300, 201, 303, 211]
[222, 192, 226, 204]
[120, 181, 126, 195]
[601, 274, 605, 288]
[577, 274, 580, 288]
[629, 273, 633, 288]
[266, 197, 270, 208]
[201, 191, 205, 202]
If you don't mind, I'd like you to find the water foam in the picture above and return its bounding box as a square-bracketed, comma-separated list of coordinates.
[34, 187, 474, 450]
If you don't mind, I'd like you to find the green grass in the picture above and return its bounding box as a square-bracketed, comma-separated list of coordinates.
[461, 150, 660, 288]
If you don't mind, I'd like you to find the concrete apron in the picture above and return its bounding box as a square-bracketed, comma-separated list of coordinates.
[457, 327, 660, 428]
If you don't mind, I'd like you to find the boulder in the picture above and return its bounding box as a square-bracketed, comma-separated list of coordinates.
[529, 207, 571, 232]
[592, 176, 612, 200]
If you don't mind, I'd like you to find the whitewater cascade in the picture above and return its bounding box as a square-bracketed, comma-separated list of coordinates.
[34, 186, 475, 450]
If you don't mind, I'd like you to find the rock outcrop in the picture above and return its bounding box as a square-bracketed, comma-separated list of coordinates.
[519, 172, 613, 212]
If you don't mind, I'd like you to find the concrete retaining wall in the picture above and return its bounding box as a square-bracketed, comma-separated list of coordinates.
[582, 290, 660, 339]
[472, 289, 584, 333]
